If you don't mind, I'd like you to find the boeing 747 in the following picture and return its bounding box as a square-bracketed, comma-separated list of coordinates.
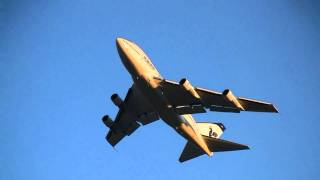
[102, 38, 278, 162]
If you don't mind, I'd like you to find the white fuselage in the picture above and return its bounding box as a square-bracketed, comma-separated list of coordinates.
[116, 38, 212, 156]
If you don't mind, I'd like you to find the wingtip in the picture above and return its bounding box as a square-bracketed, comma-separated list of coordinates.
[239, 144, 250, 150]
[273, 105, 279, 113]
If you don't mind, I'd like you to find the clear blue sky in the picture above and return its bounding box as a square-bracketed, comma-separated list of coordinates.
[1, 0, 320, 179]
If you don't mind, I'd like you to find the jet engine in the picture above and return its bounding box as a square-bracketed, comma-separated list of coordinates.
[102, 115, 114, 128]
[111, 93, 123, 107]
[179, 78, 200, 99]
[222, 89, 244, 110]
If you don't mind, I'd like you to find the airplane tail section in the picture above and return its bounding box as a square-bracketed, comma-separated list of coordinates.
[179, 122, 249, 162]
[202, 135, 249, 152]
[197, 122, 225, 138]
[179, 137, 249, 162]
[179, 141, 207, 162]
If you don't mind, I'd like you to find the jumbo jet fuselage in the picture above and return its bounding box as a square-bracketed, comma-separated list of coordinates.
[116, 38, 212, 156]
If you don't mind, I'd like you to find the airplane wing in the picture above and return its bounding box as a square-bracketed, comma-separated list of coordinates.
[105, 85, 159, 146]
[159, 79, 278, 114]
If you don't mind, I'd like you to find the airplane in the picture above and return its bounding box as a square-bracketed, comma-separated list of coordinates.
[102, 37, 278, 162]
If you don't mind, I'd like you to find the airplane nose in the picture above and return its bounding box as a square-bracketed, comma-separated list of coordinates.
[116, 37, 132, 66]
[116, 37, 124, 47]
[116, 37, 127, 56]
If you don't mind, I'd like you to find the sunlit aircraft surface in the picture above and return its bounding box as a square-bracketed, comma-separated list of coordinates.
[102, 38, 278, 162]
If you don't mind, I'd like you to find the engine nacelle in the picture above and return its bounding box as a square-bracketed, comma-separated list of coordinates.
[102, 115, 113, 128]
[111, 93, 123, 107]
[179, 78, 200, 99]
[222, 89, 244, 110]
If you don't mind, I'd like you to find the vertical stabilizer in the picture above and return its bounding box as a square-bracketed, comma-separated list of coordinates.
[197, 122, 225, 138]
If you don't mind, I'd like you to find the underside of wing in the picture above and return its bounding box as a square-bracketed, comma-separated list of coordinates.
[103, 84, 159, 147]
[158, 78, 278, 114]
[237, 97, 279, 112]
[105, 110, 140, 146]
[196, 88, 278, 113]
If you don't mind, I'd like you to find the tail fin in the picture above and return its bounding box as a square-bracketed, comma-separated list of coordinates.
[197, 122, 225, 138]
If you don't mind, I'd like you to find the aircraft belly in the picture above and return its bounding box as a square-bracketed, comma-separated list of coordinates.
[133, 76, 181, 128]
[133, 76, 211, 156]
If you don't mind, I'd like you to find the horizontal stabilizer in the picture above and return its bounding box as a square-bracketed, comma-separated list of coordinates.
[179, 136, 249, 162]
[179, 141, 207, 162]
[202, 135, 249, 152]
